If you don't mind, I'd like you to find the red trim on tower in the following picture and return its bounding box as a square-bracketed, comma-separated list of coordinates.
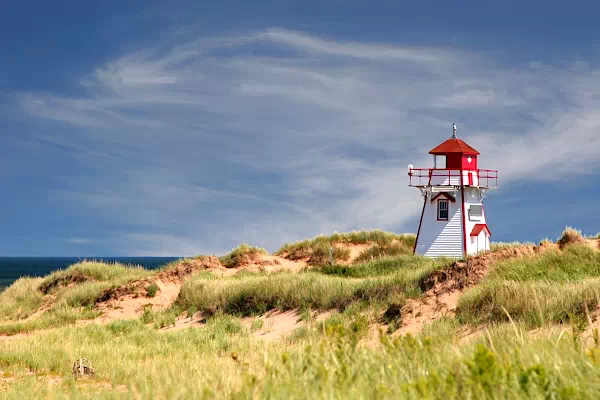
[460, 171, 467, 258]
[470, 224, 491, 236]
[430, 192, 456, 203]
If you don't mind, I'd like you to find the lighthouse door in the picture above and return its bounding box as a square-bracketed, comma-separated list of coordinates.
[468, 172, 474, 186]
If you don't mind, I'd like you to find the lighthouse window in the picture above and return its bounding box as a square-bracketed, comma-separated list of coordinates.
[437, 199, 449, 221]
[469, 204, 483, 221]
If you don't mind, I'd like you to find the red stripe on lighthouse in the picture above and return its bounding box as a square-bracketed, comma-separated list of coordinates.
[460, 170, 468, 258]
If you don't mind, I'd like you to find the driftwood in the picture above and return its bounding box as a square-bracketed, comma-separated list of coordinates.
[72, 358, 95, 379]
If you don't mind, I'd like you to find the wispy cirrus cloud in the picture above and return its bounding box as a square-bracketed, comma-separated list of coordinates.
[14, 28, 600, 254]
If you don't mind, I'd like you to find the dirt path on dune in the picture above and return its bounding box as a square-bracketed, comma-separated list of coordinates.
[396, 245, 541, 336]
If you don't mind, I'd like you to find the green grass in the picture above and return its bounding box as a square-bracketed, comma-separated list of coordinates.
[318, 255, 446, 278]
[219, 244, 268, 268]
[0, 305, 99, 335]
[490, 241, 533, 252]
[146, 283, 159, 298]
[39, 261, 153, 295]
[353, 242, 413, 263]
[1, 316, 600, 398]
[457, 244, 600, 327]
[1, 230, 600, 397]
[0, 261, 155, 335]
[488, 245, 600, 282]
[0, 277, 45, 320]
[177, 256, 444, 316]
[275, 230, 416, 265]
[242, 326, 600, 399]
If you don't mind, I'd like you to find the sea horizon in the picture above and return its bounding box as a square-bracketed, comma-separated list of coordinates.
[0, 256, 182, 290]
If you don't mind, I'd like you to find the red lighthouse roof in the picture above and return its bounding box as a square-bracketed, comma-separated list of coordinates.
[429, 138, 480, 155]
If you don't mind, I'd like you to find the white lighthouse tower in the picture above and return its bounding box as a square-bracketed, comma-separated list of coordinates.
[408, 124, 498, 258]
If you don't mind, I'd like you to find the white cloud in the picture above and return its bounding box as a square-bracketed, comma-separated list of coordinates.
[15, 28, 600, 253]
[67, 238, 92, 245]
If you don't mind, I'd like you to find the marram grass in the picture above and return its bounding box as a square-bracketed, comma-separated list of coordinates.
[0, 231, 599, 398]
[1, 317, 600, 399]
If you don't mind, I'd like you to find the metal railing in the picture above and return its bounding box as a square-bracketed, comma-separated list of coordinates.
[408, 168, 498, 188]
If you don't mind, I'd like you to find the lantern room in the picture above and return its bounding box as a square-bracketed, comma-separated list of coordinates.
[429, 125, 479, 170]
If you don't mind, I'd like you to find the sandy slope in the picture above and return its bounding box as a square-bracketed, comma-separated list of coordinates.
[396, 244, 543, 336]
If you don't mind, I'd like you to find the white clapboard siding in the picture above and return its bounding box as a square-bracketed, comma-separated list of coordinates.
[415, 193, 464, 258]
[463, 187, 489, 256]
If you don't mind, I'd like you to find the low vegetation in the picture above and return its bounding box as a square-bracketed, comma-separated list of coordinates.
[490, 241, 533, 252]
[1, 317, 600, 398]
[275, 230, 416, 265]
[1, 229, 600, 398]
[219, 244, 268, 268]
[354, 242, 413, 263]
[457, 244, 600, 327]
[0, 277, 44, 321]
[177, 255, 443, 316]
[0, 261, 153, 334]
[557, 226, 585, 249]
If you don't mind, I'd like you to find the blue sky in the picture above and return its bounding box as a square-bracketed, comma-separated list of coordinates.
[1, 0, 600, 256]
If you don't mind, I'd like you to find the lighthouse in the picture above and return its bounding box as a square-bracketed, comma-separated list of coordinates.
[408, 124, 498, 258]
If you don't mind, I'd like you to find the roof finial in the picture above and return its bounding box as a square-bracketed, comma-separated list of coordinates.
[452, 123, 457, 139]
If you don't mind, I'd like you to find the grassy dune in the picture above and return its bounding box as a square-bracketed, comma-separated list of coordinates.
[219, 244, 268, 268]
[0, 261, 153, 335]
[458, 244, 600, 327]
[276, 230, 416, 264]
[1, 318, 600, 398]
[1, 229, 599, 398]
[177, 256, 444, 316]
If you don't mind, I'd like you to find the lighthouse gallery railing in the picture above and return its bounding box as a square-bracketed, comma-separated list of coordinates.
[408, 168, 498, 188]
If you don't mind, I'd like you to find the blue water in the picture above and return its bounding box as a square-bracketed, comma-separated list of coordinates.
[0, 257, 181, 290]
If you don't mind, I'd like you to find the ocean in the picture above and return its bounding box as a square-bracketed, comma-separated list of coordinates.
[0, 257, 181, 290]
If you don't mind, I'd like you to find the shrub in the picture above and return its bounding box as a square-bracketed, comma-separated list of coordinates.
[146, 283, 159, 298]
[219, 244, 268, 268]
[557, 227, 585, 249]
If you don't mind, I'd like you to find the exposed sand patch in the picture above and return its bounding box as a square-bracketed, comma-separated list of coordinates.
[97, 279, 181, 322]
[243, 309, 334, 341]
[159, 309, 333, 340]
[231, 254, 308, 273]
[91, 254, 309, 323]
[336, 243, 372, 265]
[396, 244, 542, 336]
[585, 238, 600, 250]
[246, 309, 302, 341]
[159, 311, 205, 332]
